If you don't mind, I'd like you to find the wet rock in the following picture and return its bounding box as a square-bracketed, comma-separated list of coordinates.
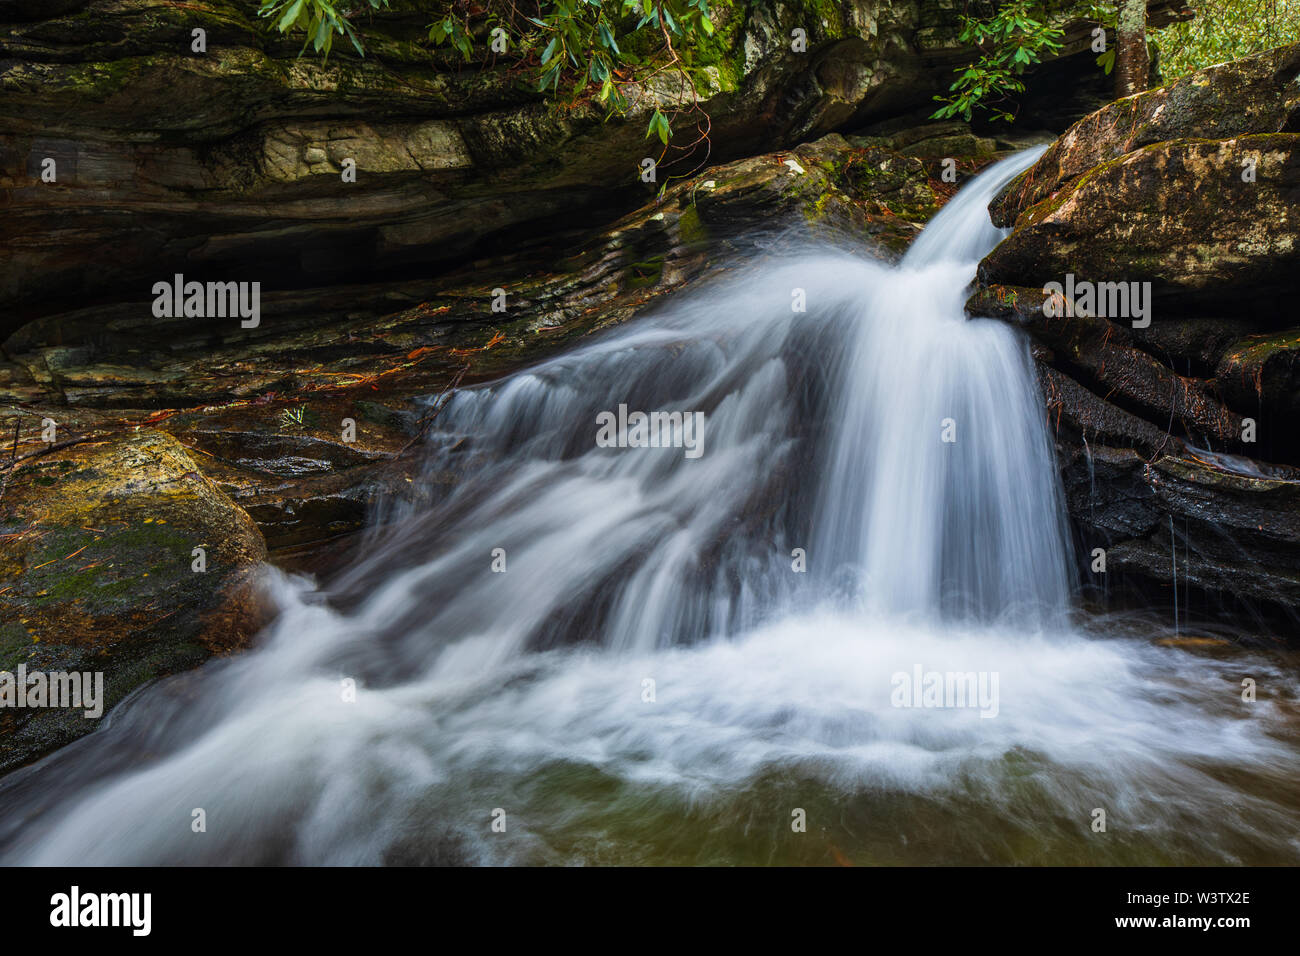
[968, 285, 1243, 451]
[1057, 442, 1300, 622]
[971, 46, 1300, 632]
[850, 120, 1000, 160]
[0, 427, 267, 772]
[157, 392, 427, 553]
[0, 0, 1185, 331]
[1035, 364, 1175, 454]
[3, 133, 942, 562]
[979, 134, 1300, 316]
[1216, 329, 1300, 418]
[991, 42, 1300, 227]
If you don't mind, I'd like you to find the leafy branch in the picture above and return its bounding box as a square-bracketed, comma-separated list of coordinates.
[931, 0, 1064, 123]
[258, 0, 390, 57]
[260, 0, 719, 158]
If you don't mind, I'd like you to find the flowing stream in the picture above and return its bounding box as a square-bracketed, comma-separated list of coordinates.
[1, 150, 1297, 865]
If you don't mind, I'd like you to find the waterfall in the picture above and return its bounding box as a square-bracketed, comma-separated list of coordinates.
[0, 151, 1295, 866]
[812, 149, 1073, 623]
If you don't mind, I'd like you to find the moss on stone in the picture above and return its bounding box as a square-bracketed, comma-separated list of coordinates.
[669, 0, 751, 93]
[627, 255, 666, 288]
[61, 55, 148, 97]
[0, 625, 33, 673]
[677, 203, 709, 244]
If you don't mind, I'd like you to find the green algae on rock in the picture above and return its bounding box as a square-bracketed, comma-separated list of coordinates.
[0, 428, 267, 773]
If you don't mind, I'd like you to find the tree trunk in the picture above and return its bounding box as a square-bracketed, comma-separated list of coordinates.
[1115, 0, 1149, 98]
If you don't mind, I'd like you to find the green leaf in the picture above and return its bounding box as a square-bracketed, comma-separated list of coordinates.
[647, 109, 670, 144]
[598, 21, 619, 54]
[278, 0, 305, 32]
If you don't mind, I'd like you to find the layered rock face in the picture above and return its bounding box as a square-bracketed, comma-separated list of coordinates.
[0, 0, 1182, 331]
[4, 129, 956, 551]
[972, 43, 1300, 634]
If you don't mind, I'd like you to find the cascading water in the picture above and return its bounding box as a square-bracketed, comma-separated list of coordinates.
[0, 151, 1296, 865]
[813, 151, 1073, 624]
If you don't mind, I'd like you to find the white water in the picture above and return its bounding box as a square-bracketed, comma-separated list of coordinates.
[1, 151, 1296, 865]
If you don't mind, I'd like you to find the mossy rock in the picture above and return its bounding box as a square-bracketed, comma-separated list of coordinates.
[1217, 328, 1300, 419]
[991, 42, 1300, 227]
[979, 134, 1300, 316]
[0, 427, 267, 774]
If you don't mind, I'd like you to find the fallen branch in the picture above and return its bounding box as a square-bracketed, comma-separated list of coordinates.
[396, 363, 471, 457]
[0, 434, 109, 472]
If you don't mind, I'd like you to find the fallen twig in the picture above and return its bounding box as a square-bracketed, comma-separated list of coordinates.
[0, 434, 107, 472]
[397, 363, 471, 457]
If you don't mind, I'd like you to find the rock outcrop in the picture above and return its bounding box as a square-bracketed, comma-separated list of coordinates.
[0, 427, 266, 771]
[980, 134, 1300, 316]
[989, 42, 1300, 226]
[0, 0, 1185, 331]
[973, 43, 1300, 636]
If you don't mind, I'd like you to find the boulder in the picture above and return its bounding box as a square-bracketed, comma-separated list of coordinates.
[979, 134, 1300, 316]
[970, 45, 1300, 633]
[991, 42, 1300, 226]
[0, 427, 267, 771]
